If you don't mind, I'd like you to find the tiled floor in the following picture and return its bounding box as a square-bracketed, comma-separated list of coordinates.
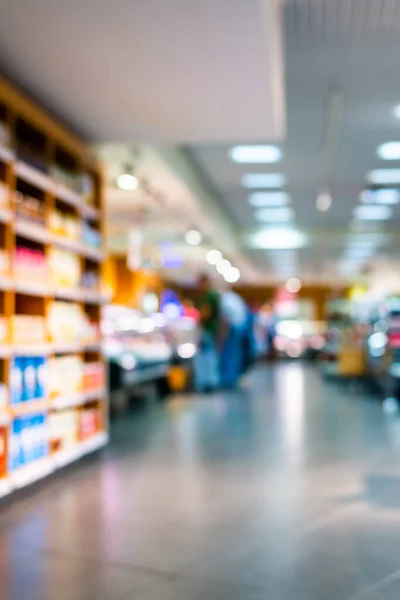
[2, 363, 400, 598]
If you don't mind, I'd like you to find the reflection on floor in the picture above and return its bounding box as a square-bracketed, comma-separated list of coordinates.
[2, 363, 400, 598]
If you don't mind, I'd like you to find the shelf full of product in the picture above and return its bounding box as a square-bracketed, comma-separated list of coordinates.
[102, 305, 198, 394]
[0, 77, 107, 499]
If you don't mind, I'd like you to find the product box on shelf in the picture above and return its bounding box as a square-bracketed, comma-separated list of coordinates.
[11, 316, 47, 346]
[82, 222, 101, 250]
[79, 406, 100, 440]
[13, 191, 46, 226]
[49, 409, 79, 454]
[80, 173, 95, 207]
[14, 246, 48, 285]
[51, 165, 81, 194]
[9, 413, 49, 471]
[11, 356, 47, 405]
[48, 301, 85, 344]
[49, 209, 80, 241]
[82, 270, 101, 292]
[82, 314, 101, 345]
[49, 355, 83, 399]
[48, 248, 81, 289]
[82, 362, 105, 392]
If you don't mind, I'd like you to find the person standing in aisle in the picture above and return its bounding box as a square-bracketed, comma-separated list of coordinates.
[193, 274, 221, 392]
[220, 288, 248, 389]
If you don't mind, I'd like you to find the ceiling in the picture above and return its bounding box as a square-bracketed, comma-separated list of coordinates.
[0, 0, 284, 144]
[2, 0, 400, 285]
[187, 0, 400, 283]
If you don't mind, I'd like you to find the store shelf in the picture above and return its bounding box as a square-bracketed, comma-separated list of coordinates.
[11, 457, 54, 489]
[0, 278, 13, 291]
[0, 76, 106, 500]
[80, 431, 108, 454]
[54, 184, 82, 210]
[0, 411, 10, 425]
[52, 388, 106, 410]
[82, 289, 107, 304]
[53, 287, 85, 301]
[0, 145, 15, 164]
[15, 280, 50, 297]
[82, 387, 106, 402]
[11, 399, 47, 416]
[54, 432, 108, 468]
[0, 346, 12, 358]
[0, 478, 12, 499]
[52, 342, 84, 354]
[14, 161, 53, 192]
[14, 220, 50, 244]
[13, 345, 51, 356]
[51, 234, 83, 253]
[81, 204, 100, 221]
[83, 342, 102, 352]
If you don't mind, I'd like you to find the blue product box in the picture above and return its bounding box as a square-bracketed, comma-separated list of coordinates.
[23, 358, 36, 402]
[9, 418, 22, 471]
[11, 358, 24, 405]
[35, 357, 46, 400]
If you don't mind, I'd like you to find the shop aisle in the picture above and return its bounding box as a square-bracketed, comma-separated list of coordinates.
[1, 364, 400, 599]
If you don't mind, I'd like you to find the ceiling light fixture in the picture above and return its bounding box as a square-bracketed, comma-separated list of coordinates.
[394, 105, 400, 119]
[367, 169, 400, 184]
[242, 173, 286, 189]
[116, 172, 138, 191]
[316, 191, 332, 212]
[230, 145, 282, 164]
[378, 142, 400, 160]
[248, 191, 290, 207]
[354, 205, 392, 220]
[185, 229, 202, 245]
[360, 189, 400, 205]
[254, 207, 293, 223]
[216, 259, 231, 275]
[206, 249, 222, 265]
[285, 277, 302, 293]
[248, 228, 307, 250]
[224, 267, 240, 283]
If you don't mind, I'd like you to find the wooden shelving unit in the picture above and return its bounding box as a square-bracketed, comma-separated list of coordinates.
[0, 77, 108, 497]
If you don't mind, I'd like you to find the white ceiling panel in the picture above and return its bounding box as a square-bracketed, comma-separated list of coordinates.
[0, 0, 284, 144]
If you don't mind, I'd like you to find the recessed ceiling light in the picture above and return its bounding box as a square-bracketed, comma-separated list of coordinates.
[316, 191, 332, 212]
[230, 145, 282, 164]
[285, 277, 302, 293]
[394, 105, 400, 119]
[185, 229, 202, 245]
[247, 228, 307, 250]
[367, 169, 400, 184]
[344, 246, 375, 258]
[116, 173, 138, 191]
[354, 205, 392, 220]
[377, 142, 400, 160]
[242, 173, 286, 189]
[224, 267, 240, 283]
[360, 189, 400, 205]
[254, 207, 294, 222]
[206, 249, 222, 265]
[248, 192, 290, 207]
[216, 259, 231, 275]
